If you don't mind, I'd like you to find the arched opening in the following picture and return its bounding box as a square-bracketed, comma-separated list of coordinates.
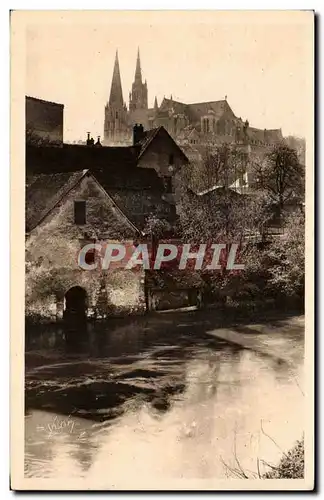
[63, 286, 88, 347]
[64, 286, 87, 315]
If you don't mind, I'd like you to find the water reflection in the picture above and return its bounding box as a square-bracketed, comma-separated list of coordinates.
[25, 315, 304, 484]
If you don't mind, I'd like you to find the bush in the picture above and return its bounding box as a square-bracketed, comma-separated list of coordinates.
[264, 437, 304, 479]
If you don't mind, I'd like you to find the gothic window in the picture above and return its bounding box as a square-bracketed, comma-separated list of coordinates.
[115, 111, 118, 119]
[206, 119, 210, 133]
[74, 201, 86, 225]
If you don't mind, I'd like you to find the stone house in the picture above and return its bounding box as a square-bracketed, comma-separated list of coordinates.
[25, 161, 174, 321]
[26, 170, 141, 321]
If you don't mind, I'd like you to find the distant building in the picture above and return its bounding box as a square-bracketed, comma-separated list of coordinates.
[103, 51, 129, 145]
[26, 96, 64, 146]
[102, 49, 283, 150]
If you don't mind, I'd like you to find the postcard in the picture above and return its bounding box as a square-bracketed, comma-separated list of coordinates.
[10, 10, 314, 491]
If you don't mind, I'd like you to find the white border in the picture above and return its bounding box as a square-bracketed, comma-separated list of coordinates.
[4, 2, 321, 498]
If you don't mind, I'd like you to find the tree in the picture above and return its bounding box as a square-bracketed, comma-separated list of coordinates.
[26, 124, 56, 146]
[266, 210, 305, 299]
[252, 143, 304, 216]
[184, 143, 248, 195]
[143, 214, 172, 239]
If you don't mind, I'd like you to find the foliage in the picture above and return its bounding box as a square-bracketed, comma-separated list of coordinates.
[263, 438, 304, 479]
[179, 188, 248, 243]
[266, 210, 305, 297]
[186, 143, 248, 194]
[26, 125, 55, 147]
[143, 214, 172, 238]
[251, 142, 304, 213]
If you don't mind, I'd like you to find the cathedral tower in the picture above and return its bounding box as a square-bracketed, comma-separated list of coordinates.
[104, 51, 130, 145]
[129, 48, 149, 128]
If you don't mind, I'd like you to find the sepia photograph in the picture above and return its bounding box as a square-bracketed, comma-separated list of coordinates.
[10, 9, 314, 490]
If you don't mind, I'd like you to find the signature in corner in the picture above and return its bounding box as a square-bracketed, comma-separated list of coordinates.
[36, 414, 76, 437]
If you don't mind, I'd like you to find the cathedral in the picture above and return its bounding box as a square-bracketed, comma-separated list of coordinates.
[103, 49, 283, 149]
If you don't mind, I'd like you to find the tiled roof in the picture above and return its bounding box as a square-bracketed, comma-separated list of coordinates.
[26, 170, 87, 232]
[136, 127, 162, 158]
[93, 166, 165, 191]
[26, 144, 138, 174]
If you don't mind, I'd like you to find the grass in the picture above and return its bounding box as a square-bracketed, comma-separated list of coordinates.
[221, 434, 304, 480]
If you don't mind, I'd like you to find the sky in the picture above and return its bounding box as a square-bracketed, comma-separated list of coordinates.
[25, 11, 313, 142]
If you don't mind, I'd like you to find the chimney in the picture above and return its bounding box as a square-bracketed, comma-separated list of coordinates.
[133, 123, 145, 145]
[95, 136, 102, 147]
[86, 132, 91, 146]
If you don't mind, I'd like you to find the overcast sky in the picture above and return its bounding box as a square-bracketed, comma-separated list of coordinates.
[25, 11, 313, 142]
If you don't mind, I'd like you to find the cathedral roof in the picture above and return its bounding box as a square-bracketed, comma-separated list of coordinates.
[159, 98, 189, 115]
[247, 126, 283, 144]
[187, 100, 232, 120]
[158, 97, 236, 125]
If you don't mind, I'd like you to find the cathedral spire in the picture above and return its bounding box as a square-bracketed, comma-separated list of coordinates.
[154, 96, 158, 110]
[109, 50, 124, 107]
[134, 47, 142, 83]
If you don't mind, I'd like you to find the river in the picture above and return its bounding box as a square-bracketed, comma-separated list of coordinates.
[24, 312, 304, 487]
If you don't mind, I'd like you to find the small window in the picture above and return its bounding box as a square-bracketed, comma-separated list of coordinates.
[115, 111, 118, 119]
[169, 154, 174, 166]
[74, 201, 86, 225]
